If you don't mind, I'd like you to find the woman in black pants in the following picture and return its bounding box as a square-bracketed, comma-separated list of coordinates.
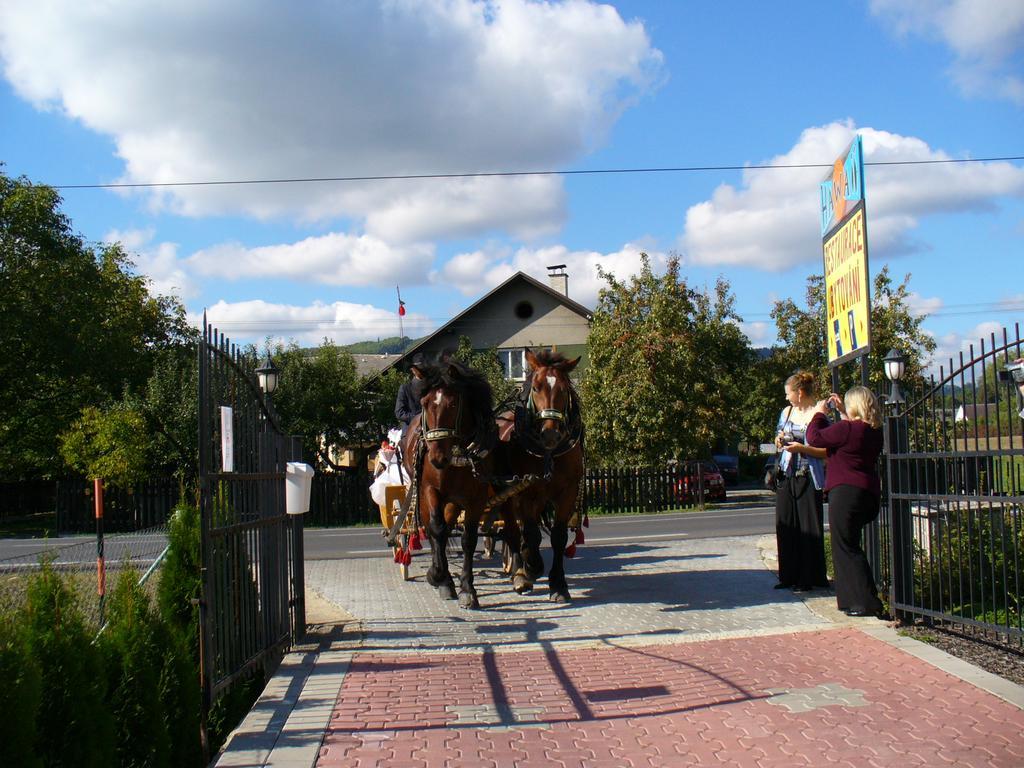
[773, 371, 829, 592]
[806, 386, 885, 617]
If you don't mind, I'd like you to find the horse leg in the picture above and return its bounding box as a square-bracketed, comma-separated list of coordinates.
[547, 519, 570, 602]
[458, 514, 480, 609]
[499, 504, 532, 594]
[423, 490, 456, 599]
[522, 515, 545, 581]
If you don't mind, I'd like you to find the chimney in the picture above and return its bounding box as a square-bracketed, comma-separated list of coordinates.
[547, 263, 568, 296]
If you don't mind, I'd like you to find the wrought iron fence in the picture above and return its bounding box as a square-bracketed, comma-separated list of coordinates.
[198, 318, 305, 744]
[885, 324, 1023, 642]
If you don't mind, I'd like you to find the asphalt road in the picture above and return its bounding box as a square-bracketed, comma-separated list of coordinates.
[0, 489, 781, 564]
[302, 489, 778, 560]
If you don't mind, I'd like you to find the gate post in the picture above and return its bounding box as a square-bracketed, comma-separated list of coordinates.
[258, 431, 285, 645]
[288, 436, 306, 643]
[884, 400, 914, 620]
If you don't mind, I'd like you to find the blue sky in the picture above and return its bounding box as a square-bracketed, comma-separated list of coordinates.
[1, 1, 1022, 371]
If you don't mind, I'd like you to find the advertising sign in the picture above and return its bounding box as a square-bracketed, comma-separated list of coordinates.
[820, 135, 864, 237]
[823, 202, 871, 364]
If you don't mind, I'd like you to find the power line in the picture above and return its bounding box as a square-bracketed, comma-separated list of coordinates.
[207, 301, 1024, 332]
[51, 155, 1024, 190]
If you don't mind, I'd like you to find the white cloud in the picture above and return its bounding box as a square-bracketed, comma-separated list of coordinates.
[200, 298, 435, 348]
[434, 242, 667, 309]
[103, 227, 198, 300]
[0, 0, 661, 239]
[927, 320, 1006, 377]
[681, 120, 1024, 271]
[870, 0, 1024, 103]
[188, 232, 434, 286]
[739, 321, 772, 347]
[905, 292, 944, 318]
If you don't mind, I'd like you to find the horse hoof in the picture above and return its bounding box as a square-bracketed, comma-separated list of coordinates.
[438, 583, 457, 600]
[459, 592, 480, 609]
[548, 590, 571, 603]
[513, 577, 534, 594]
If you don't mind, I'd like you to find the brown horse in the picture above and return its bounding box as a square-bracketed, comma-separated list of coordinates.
[496, 348, 584, 602]
[401, 360, 494, 608]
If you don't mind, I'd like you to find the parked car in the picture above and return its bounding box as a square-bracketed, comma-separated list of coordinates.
[712, 454, 739, 486]
[674, 460, 727, 502]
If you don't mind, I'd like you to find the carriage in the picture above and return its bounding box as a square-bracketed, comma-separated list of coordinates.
[372, 349, 586, 607]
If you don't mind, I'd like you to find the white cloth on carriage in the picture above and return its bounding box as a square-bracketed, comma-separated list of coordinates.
[369, 430, 411, 506]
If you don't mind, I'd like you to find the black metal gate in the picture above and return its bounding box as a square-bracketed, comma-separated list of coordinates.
[885, 324, 1023, 641]
[197, 318, 306, 741]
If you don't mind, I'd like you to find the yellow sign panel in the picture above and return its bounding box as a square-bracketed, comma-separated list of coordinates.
[823, 203, 871, 364]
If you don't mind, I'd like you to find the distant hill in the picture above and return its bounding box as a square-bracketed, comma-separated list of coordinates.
[342, 336, 421, 355]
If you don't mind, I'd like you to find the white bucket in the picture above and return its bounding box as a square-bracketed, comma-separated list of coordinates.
[285, 462, 314, 515]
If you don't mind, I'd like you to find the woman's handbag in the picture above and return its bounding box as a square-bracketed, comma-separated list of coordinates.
[765, 405, 794, 492]
[764, 461, 784, 492]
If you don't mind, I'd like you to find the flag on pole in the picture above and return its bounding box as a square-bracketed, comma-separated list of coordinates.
[397, 286, 406, 316]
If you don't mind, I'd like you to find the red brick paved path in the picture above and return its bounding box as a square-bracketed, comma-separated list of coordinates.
[317, 627, 1023, 767]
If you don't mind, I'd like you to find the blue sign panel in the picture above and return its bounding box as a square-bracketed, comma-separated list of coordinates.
[820, 135, 864, 236]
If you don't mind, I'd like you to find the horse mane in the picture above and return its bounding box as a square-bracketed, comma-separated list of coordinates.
[415, 359, 494, 418]
[532, 348, 573, 371]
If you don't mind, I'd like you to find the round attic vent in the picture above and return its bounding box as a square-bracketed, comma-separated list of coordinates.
[514, 300, 534, 320]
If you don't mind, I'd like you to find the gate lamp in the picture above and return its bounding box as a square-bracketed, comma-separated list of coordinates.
[883, 348, 906, 405]
[256, 355, 280, 395]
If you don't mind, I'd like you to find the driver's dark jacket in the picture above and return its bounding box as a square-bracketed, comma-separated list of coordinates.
[395, 380, 423, 425]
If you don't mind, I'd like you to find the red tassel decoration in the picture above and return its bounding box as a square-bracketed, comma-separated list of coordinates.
[419, 526, 427, 538]
[575, 528, 584, 546]
[583, 513, 590, 528]
[564, 543, 577, 558]
[393, 546, 403, 563]
[410, 532, 423, 551]
[401, 549, 412, 566]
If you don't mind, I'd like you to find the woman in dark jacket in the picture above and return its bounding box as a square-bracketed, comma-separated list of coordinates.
[806, 385, 885, 617]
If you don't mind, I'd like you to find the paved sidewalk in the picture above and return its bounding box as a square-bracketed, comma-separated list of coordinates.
[216, 532, 1024, 767]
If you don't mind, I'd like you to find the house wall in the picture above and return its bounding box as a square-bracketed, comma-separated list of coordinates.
[418, 282, 590, 356]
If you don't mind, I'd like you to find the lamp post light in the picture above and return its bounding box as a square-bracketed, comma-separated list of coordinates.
[883, 348, 906, 405]
[256, 355, 280, 397]
[882, 346, 912, 618]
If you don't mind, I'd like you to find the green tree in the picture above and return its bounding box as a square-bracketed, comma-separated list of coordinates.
[22, 564, 115, 767]
[0, 614, 42, 767]
[267, 340, 365, 459]
[580, 254, 752, 465]
[768, 266, 936, 401]
[99, 569, 172, 768]
[0, 170, 191, 479]
[58, 402, 151, 488]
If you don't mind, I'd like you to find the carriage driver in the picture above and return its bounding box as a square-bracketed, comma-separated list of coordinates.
[395, 352, 428, 432]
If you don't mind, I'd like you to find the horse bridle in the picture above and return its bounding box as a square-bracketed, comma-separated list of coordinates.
[527, 373, 570, 427]
[421, 386, 464, 443]
[521, 370, 582, 459]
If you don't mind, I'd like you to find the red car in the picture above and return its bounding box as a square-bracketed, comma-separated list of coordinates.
[674, 460, 727, 503]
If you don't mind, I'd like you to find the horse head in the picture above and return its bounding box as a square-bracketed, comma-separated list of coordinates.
[524, 348, 581, 452]
[419, 360, 494, 470]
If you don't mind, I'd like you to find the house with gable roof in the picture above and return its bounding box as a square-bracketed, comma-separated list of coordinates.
[386, 265, 593, 381]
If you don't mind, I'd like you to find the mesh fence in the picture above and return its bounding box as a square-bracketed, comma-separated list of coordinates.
[0, 524, 169, 629]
